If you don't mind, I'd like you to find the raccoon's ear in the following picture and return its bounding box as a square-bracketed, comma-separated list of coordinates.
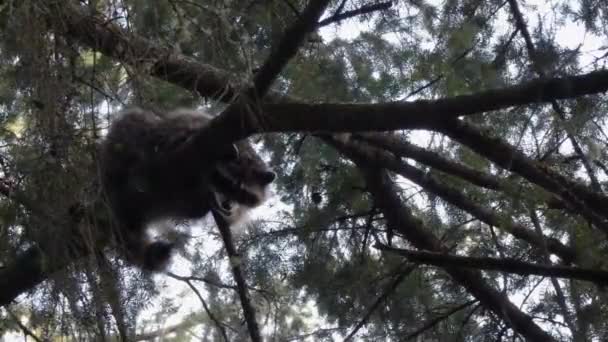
[258, 171, 276, 185]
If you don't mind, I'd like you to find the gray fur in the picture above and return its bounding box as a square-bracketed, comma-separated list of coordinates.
[99, 108, 275, 270]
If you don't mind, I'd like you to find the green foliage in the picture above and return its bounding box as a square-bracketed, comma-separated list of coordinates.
[1, 0, 608, 341]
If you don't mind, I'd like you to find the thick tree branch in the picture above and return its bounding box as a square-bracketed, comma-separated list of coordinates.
[356, 133, 503, 190]
[44, 0, 608, 141]
[437, 119, 608, 232]
[356, 133, 578, 216]
[0, 200, 107, 307]
[325, 135, 578, 264]
[0, 247, 72, 306]
[45, 0, 240, 101]
[253, 0, 330, 96]
[210, 0, 330, 157]
[377, 245, 608, 286]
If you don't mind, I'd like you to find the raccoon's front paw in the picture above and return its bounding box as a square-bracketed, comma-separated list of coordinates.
[143, 241, 175, 271]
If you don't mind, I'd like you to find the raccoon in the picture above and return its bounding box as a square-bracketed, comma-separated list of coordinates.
[99, 108, 275, 271]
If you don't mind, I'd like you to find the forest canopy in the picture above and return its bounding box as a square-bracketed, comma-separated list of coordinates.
[1, 0, 608, 341]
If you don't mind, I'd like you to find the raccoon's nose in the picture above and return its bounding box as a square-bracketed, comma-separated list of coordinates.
[258, 171, 276, 185]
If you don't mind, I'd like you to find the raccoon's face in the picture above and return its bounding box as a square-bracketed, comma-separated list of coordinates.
[209, 141, 275, 222]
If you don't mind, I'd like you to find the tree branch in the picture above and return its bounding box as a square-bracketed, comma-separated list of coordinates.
[356, 133, 503, 190]
[134, 314, 206, 341]
[318, 2, 393, 27]
[436, 119, 608, 232]
[376, 245, 608, 286]
[6, 309, 43, 342]
[507, 0, 603, 192]
[324, 140, 556, 341]
[44, 1, 608, 140]
[359, 168, 555, 341]
[404, 300, 477, 341]
[168, 274, 230, 341]
[0, 201, 107, 307]
[212, 213, 262, 342]
[324, 135, 579, 264]
[344, 264, 417, 341]
[253, 0, 331, 96]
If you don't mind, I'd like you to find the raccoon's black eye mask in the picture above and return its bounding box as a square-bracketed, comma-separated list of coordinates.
[210, 167, 261, 207]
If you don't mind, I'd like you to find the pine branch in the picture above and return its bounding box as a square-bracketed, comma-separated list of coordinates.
[507, 0, 603, 192]
[437, 119, 608, 233]
[44, 1, 608, 138]
[324, 138, 556, 341]
[344, 264, 417, 341]
[172, 275, 230, 342]
[376, 245, 608, 286]
[358, 167, 556, 342]
[323, 135, 578, 264]
[404, 300, 477, 341]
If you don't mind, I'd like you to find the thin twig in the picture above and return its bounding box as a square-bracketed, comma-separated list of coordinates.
[404, 300, 477, 341]
[7, 309, 43, 342]
[343, 264, 417, 341]
[169, 273, 230, 341]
